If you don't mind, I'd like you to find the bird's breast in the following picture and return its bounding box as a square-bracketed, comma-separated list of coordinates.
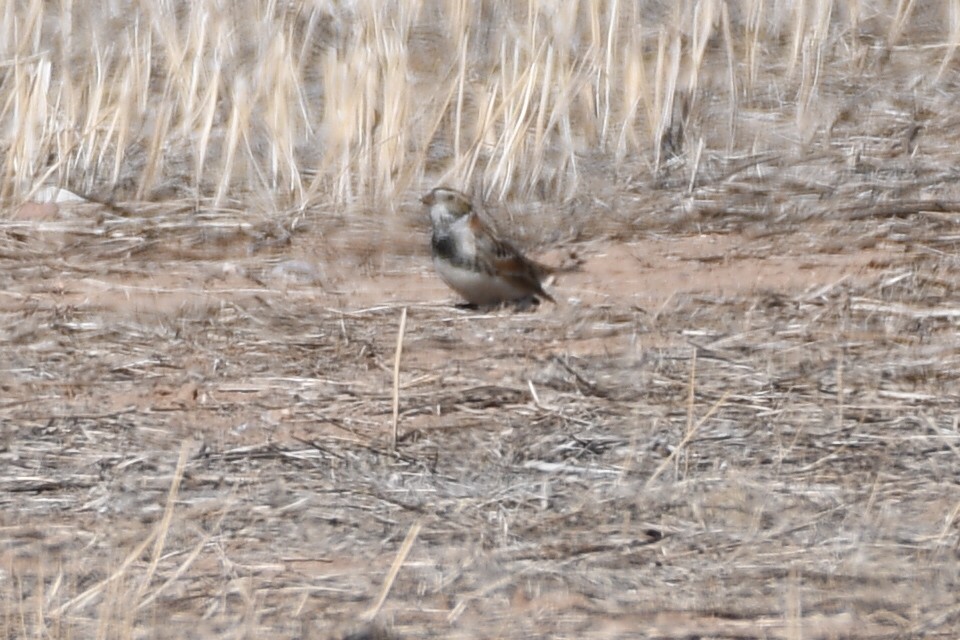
[431, 220, 476, 266]
[431, 232, 458, 261]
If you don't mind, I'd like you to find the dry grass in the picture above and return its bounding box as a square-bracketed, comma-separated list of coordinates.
[2, 0, 960, 638]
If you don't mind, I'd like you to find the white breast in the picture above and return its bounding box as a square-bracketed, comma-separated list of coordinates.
[433, 257, 529, 305]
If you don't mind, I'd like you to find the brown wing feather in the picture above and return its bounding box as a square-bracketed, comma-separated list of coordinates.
[469, 213, 555, 302]
[492, 254, 556, 302]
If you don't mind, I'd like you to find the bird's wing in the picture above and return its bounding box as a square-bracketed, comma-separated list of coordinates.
[469, 214, 555, 301]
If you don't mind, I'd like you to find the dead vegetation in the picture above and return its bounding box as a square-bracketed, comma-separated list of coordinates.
[2, 1, 960, 638]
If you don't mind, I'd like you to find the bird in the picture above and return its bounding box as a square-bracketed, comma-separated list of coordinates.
[421, 186, 557, 307]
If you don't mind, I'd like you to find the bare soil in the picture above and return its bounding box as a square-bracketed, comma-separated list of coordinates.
[2, 183, 959, 638]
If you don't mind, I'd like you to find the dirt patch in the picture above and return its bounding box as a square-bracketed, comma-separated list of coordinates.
[2, 198, 959, 638]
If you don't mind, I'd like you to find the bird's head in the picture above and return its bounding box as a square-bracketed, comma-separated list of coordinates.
[421, 187, 473, 228]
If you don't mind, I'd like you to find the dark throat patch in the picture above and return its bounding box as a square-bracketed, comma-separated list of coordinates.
[432, 232, 465, 265]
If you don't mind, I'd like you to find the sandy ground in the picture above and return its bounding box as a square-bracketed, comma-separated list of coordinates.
[2, 192, 959, 638]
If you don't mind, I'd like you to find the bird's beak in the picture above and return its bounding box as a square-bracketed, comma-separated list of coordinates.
[420, 192, 434, 206]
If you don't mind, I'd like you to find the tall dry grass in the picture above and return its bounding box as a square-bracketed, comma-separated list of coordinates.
[3, 0, 953, 211]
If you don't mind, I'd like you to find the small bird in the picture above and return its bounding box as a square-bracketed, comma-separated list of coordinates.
[422, 186, 556, 307]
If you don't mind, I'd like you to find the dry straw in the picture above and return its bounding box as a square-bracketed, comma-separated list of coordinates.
[0, 0, 843, 207]
[362, 519, 422, 622]
[391, 306, 408, 449]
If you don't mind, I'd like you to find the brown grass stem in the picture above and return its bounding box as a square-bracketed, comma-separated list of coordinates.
[138, 442, 190, 599]
[646, 349, 730, 488]
[362, 519, 422, 622]
[391, 306, 408, 450]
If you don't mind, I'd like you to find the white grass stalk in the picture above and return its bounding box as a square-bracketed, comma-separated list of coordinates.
[5, 58, 52, 200]
[744, 0, 764, 90]
[937, 0, 960, 82]
[214, 79, 248, 205]
[690, 0, 719, 111]
[787, 0, 808, 79]
[377, 27, 410, 201]
[617, 24, 644, 162]
[720, 1, 738, 149]
[888, 0, 918, 47]
[599, 0, 621, 148]
[653, 30, 682, 171]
